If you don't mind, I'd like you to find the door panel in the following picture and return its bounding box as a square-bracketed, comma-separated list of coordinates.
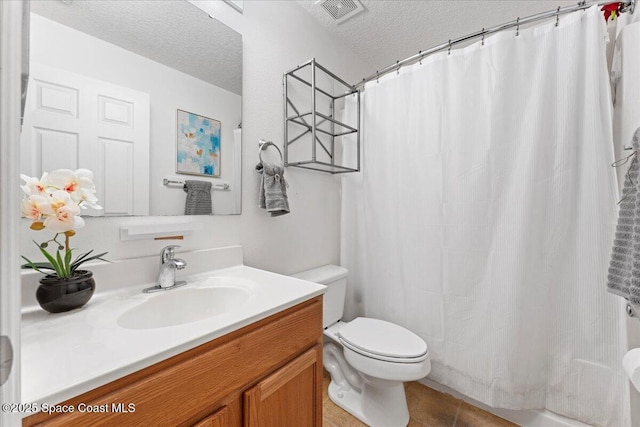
[36, 128, 79, 171]
[34, 79, 78, 116]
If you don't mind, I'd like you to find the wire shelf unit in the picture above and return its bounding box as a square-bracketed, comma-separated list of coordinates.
[283, 58, 360, 173]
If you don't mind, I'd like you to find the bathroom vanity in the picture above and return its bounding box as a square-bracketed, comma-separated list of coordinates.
[20, 247, 326, 426]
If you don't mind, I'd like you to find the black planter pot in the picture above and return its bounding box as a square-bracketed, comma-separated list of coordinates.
[36, 270, 96, 313]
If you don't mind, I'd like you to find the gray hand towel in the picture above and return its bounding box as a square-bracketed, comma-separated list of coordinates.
[256, 161, 290, 217]
[183, 180, 212, 215]
[608, 127, 640, 302]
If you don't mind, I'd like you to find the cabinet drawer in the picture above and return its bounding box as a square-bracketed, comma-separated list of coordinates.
[25, 297, 322, 427]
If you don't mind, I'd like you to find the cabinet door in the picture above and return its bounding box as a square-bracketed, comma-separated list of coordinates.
[193, 406, 230, 427]
[244, 346, 322, 427]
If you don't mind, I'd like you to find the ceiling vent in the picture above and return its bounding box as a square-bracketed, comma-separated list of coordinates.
[318, 0, 365, 24]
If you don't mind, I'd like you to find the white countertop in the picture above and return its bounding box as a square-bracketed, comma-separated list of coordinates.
[21, 265, 326, 407]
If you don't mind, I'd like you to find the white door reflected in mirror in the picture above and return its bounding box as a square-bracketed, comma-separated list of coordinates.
[21, 64, 150, 216]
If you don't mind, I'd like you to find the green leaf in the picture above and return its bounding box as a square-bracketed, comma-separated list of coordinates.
[37, 244, 64, 277]
[55, 250, 69, 277]
[64, 249, 73, 276]
[70, 251, 109, 272]
[71, 250, 94, 266]
[20, 256, 55, 275]
[21, 261, 55, 270]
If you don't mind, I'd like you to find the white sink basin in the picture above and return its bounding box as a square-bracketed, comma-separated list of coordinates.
[117, 285, 251, 329]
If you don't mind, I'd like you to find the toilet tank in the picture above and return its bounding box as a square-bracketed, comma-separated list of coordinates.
[292, 265, 348, 328]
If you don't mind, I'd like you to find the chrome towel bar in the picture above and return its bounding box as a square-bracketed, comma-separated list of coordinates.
[163, 178, 229, 190]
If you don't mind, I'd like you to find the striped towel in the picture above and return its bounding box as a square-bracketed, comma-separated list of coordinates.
[608, 128, 640, 302]
[183, 180, 212, 215]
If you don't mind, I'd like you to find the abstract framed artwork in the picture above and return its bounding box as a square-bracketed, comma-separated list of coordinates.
[176, 109, 221, 177]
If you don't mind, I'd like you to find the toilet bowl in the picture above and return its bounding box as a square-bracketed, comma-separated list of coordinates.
[292, 265, 431, 427]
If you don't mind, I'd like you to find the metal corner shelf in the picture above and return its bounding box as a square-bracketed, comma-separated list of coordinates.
[283, 58, 360, 174]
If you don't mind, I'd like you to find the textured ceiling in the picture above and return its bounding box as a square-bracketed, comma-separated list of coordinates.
[296, 0, 579, 75]
[30, 0, 242, 95]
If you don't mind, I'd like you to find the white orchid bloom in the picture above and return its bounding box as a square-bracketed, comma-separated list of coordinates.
[21, 194, 52, 221]
[76, 190, 103, 210]
[46, 169, 76, 191]
[47, 190, 78, 213]
[43, 190, 84, 233]
[47, 169, 98, 206]
[75, 168, 96, 188]
[44, 205, 85, 233]
[73, 169, 101, 209]
[20, 173, 49, 196]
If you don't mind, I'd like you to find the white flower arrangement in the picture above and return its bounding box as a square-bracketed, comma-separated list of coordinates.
[20, 169, 108, 278]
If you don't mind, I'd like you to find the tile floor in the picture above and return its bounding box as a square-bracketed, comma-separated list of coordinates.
[322, 370, 517, 427]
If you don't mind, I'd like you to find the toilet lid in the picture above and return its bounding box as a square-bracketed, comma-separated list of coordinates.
[336, 318, 428, 362]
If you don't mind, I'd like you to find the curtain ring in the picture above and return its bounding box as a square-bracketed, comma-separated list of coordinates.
[419, 50, 422, 65]
[516, 17, 520, 37]
[555, 7, 560, 27]
[481, 28, 485, 45]
[448, 39, 452, 55]
[612, 150, 638, 168]
[396, 60, 401, 75]
[376, 71, 379, 84]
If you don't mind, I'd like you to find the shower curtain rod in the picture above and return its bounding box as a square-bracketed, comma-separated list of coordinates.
[354, 0, 635, 89]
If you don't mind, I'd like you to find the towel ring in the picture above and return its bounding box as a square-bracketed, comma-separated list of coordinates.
[258, 139, 284, 164]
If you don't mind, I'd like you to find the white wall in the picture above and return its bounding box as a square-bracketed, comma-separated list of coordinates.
[28, 13, 241, 216]
[20, 1, 372, 276]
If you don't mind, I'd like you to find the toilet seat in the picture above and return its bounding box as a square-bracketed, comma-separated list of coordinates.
[336, 317, 428, 363]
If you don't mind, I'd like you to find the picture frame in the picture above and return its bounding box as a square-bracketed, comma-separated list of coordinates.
[176, 109, 221, 178]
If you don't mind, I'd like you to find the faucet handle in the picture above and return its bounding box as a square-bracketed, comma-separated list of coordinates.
[160, 245, 181, 263]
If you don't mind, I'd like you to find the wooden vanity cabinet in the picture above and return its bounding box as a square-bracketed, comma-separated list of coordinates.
[23, 296, 323, 427]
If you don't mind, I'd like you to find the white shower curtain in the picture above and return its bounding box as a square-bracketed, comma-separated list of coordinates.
[341, 6, 630, 426]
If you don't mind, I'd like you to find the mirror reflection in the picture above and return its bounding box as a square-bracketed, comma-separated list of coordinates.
[22, 0, 243, 216]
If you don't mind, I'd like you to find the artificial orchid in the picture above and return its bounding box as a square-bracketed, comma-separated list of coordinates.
[20, 172, 49, 196]
[20, 169, 108, 278]
[46, 168, 102, 209]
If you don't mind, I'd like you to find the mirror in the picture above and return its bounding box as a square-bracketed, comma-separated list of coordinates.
[22, 0, 242, 216]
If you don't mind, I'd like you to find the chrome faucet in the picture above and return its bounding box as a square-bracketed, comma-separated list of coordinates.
[142, 245, 188, 293]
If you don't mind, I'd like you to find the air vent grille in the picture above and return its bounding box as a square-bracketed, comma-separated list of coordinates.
[319, 0, 364, 23]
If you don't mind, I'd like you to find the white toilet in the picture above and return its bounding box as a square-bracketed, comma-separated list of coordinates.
[293, 265, 431, 427]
